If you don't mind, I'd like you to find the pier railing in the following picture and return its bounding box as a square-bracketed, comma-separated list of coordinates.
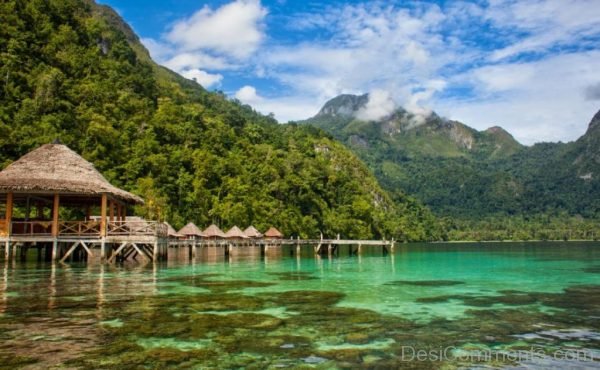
[3, 220, 167, 239]
[107, 220, 168, 238]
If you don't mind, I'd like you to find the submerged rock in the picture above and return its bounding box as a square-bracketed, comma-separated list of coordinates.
[385, 280, 465, 287]
[303, 355, 327, 364]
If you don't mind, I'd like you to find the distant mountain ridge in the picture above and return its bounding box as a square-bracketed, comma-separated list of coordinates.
[303, 94, 600, 219]
[307, 93, 523, 160]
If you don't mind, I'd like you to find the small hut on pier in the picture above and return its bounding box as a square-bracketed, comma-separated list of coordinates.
[0, 143, 167, 262]
[202, 224, 225, 239]
[0, 143, 143, 238]
[178, 222, 204, 240]
[243, 226, 263, 238]
[164, 222, 182, 239]
[264, 227, 283, 239]
[224, 226, 249, 239]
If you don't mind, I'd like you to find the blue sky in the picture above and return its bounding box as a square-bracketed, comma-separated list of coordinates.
[99, 0, 600, 144]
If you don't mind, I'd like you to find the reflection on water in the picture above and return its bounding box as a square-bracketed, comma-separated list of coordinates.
[0, 242, 599, 368]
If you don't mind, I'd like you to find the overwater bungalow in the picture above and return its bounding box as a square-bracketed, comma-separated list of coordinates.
[243, 226, 263, 238]
[264, 227, 284, 239]
[177, 222, 204, 240]
[164, 222, 183, 239]
[224, 226, 249, 239]
[0, 143, 167, 261]
[202, 224, 225, 239]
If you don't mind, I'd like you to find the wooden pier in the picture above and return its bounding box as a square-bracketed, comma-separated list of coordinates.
[168, 236, 395, 259]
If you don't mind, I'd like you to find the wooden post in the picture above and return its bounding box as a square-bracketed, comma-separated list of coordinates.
[51, 240, 58, 261]
[100, 195, 107, 237]
[109, 200, 115, 223]
[51, 194, 59, 237]
[6, 192, 13, 237]
[100, 239, 106, 262]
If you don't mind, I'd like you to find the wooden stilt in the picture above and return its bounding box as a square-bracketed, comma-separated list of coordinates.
[131, 243, 149, 262]
[51, 239, 58, 261]
[108, 242, 128, 263]
[60, 241, 81, 263]
[100, 239, 106, 262]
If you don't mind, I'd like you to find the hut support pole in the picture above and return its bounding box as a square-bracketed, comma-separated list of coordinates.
[6, 192, 13, 237]
[4, 241, 9, 259]
[100, 195, 107, 237]
[51, 194, 59, 237]
[153, 241, 158, 262]
[109, 201, 115, 223]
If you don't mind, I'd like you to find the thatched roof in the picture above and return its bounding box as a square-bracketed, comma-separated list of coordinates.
[243, 226, 263, 238]
[178, 222, 204, 237]
[0, 144, 143, 204]
[164, 222, 182, 238]
[203, 224, 225, 238]
[224, 226, 249, 239]
[264, 227, 283, 238]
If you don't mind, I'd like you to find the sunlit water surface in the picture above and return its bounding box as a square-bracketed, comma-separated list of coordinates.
[0, 242, 599, 369]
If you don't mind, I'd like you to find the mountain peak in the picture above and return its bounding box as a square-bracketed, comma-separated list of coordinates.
[316, 94, 368, 118]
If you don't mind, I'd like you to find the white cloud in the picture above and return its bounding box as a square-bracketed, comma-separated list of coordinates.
[235, 85, 320, 122]
[165, 0, 267, 59]
[436, 51, 600, 143]
[235, 85, 261, 103]
[163, 52, 232, 71]
[181, 69, 223, 88]
[356, 90, 396, 121]
[486, 0, 600, 61]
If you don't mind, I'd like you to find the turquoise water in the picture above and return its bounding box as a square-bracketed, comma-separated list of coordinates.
[0, 242, 599, 368]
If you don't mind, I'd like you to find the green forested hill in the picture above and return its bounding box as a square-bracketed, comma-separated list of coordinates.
[0, 0, 442, 241]
[303, 94, 600, 221]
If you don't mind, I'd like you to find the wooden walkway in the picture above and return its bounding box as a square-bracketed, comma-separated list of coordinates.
[169, 237, 395, 257]
[0, 225, 394, 263]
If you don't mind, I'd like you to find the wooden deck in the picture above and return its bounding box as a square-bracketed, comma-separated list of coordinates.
[0, 220, 394, 263]
[0, 220, 169, 263]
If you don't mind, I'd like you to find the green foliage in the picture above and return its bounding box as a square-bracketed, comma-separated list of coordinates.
[304, 95, 600, 225]
[0, 0, 441, 241]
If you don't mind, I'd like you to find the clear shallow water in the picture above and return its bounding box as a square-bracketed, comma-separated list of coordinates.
[0, 242, 599, 369]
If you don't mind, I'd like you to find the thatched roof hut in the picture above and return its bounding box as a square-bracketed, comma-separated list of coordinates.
[203, 224, 225, 238]
[164, 222, 182, 238]
[224, 226, 249, 239]
[0, 143, 143, 204]
[264, 227, 283, 239]
[243, 226, 263, 238]
[178, 222, 204, 238]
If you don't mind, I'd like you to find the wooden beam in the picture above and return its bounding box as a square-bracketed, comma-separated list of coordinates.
[51, 194, 59, 237]
[100, 194, 107, 237]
